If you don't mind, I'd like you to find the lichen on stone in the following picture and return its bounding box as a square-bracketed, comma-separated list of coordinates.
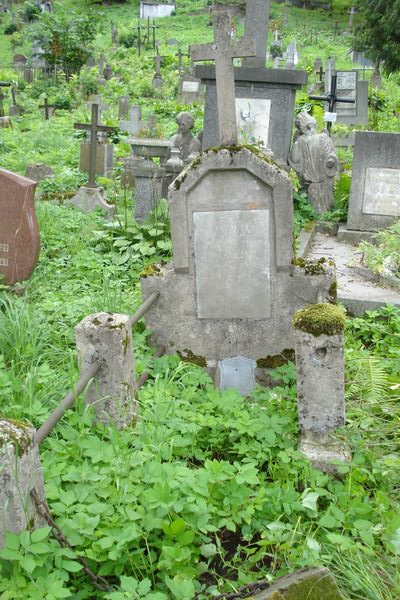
[178, 349, 207, 367]
[292, 303, 346, 337]
[256, 349, 295, 369]
[293, 257, 334, 275]
[0, 419, 33, 456]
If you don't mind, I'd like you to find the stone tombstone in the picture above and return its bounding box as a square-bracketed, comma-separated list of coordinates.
[339, 132, 400, 239]
[118, 95, 130, 120]
[178, 73, 202, 105]
[327, 69, 368, 125]
[242, 0, 270, 69]
[140, 147, 335, 379]
[26, 163, 54, 182]
[0, 169, 40, 285]
[79, 144, 113, 177]
[119, 105, 143, 135]
[195, 66, 307, 160]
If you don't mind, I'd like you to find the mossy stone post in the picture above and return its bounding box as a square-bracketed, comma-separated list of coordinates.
[75, 313, 137, 429]
[292, 304, 350, 472]
[251, 567, 344, 599]
[0, 420, 46, 548]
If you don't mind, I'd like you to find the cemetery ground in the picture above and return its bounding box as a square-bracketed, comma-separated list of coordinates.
[0, 0, 400, 598]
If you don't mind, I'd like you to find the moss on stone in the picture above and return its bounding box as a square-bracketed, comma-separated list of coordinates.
[173, 144, 278, 190]
[178, 349, 207, 368]
[256, 349, 295, 369]
[140, 263, 162, 278]
[292, 303, 346, 337]
[292, 257, 332, 275]
[328, 280, 338, 303]
[0, 419, 33, 456]
[283, 574, 343, 599]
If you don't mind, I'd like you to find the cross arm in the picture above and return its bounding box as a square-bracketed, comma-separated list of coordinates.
[190, 43, 216, 62]
[309, 94, 356, 104]
[74, 123, 117, 133]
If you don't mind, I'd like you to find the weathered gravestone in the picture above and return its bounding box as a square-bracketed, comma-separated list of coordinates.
[178, 72, 202, 105]
[119, 105, 143, 135]
[79, 99, 114, 178]
[338, 132, 400, 243]
[193, 5, 307, 159]
[26, 163, 54, 182]
[0, 169, 40, 285]
[324, 67, 368, 126]
[118, 95, 130, 120]
[251, 567, 345, 599]
[141, 146, 335, 385]
[70, 103, 116, 216]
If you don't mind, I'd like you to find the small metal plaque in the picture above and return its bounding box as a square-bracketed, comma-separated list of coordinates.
[217, 356, 256, 396]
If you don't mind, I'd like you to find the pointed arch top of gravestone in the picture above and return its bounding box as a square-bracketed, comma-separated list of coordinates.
[0, 168, 40, 285]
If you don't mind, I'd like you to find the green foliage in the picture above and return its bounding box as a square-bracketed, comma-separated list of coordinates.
[359, 222, 400, 277]
[33, 7, 99, 76]
[4, 23, 18, 35]
[353, 0, 400, 74]
[22, 1, 42, 23]
[369, 88, 388, 130]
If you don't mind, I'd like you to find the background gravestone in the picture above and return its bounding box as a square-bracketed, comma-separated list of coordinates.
[338, 132, 400, 241]
[0, 169, 40, 285]
[326, 69, 368, 125]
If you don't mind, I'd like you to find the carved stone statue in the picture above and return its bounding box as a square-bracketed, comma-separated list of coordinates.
[288, 112, 339, 213]
[170, 111, 201, 162]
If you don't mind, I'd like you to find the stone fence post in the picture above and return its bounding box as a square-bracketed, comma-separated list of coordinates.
[0, 420, 46, 548]
[75, 313, 137, 429]
[292, 303, 350, 472]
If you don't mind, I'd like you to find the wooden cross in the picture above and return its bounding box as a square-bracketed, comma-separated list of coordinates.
[309, 74, 356, 134]
[191, 10, 255, 146]
[40, 97, 55, 120]
[74, 103, 116, 188]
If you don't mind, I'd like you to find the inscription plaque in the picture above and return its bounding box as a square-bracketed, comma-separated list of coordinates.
[182, 80, 200, 93]
[217, 356, 257, 396]
[194, 209, 271, 319]
[235, 98, 271, 148]
[362, 167, 400, 216]
[335, 70, 357, 117]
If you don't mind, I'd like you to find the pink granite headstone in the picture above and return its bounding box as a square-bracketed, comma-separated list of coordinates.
[0, 169, 40, 285]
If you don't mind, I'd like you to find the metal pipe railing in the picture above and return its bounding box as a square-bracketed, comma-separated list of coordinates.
[127, 291, 160, 328]
[37, 292, 160, 444]
[37, 361, 101, 444]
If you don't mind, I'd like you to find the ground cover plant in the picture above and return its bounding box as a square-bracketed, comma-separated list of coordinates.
[1, 0, 400, 598]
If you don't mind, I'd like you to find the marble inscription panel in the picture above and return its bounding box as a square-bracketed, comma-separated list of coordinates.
[362, 167, 400, 216]
[194, 209, 271, 319]
[235, 98, 271, 148]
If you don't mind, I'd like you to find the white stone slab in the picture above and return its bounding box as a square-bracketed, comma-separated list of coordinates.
[182, 80, 200, 92]
[362, 167, 400, 216]
[336, 71, 357, 90]
[194, 209, 271, 319]
[235, 98, 271, 147]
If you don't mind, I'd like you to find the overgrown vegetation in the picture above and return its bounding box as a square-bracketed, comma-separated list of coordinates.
[0, 0, 399, 598]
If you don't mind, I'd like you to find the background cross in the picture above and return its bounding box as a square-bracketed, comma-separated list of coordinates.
[190, 10, 255, 146]
[176, 48, 190, 71]
[40, 97, 55, 120]
[243, 0, 270, 68]
[309, 74, 356, 134]
[74, 103, 116, 188]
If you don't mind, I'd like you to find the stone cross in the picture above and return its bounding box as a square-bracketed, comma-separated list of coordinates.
[176, 48, 189, 71]
[87, 95, 108, 126]
[74, 103, 116, 187]
[154, 47, 164, 77]
[191, 11, 255, 146]
[243, 0, 270, 68]
[39, 97, 54, 120]
[309, 74, 356, 134]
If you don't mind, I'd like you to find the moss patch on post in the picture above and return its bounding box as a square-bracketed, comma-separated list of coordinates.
[178, 349, 207, 368]
[292, 304, 346, 337]
[293, 257, 334, 275]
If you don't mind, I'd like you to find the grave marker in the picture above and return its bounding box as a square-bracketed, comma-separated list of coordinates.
[39, 96, 54, 120]
[242, 0, 270, 68]
[338, 132, 400, 242]
[0, 169, 40, 285]
[191, 10, 256, 146]
[152, 47, 165, 87]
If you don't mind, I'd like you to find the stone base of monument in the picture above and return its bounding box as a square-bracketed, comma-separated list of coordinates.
[299, 432, 351, 475]
[69, 186, 115, 218]
[9, 105, 21, 117]
[336, 224, 378, 244]
[302, 230, 400, 315]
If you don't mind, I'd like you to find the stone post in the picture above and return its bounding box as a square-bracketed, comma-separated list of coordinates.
[131, 158, 168, 222]
[0, 420, 46, 548]
[292, 303, 350, 472]
[75, 313, 137, 428]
